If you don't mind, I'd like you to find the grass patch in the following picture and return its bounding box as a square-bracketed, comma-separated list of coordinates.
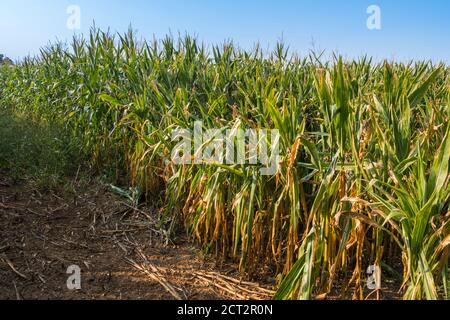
[0, 109, 87, 188]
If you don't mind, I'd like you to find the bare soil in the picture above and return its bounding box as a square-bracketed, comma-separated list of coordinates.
[0, 172, 275, 300]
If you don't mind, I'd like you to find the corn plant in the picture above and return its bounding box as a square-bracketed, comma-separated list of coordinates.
[0, 28, 449, 299]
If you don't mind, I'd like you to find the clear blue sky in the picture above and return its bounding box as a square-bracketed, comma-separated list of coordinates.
[1, 0, 449, 62]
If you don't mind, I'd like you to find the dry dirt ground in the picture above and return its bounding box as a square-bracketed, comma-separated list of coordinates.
[0, 172, 275, 300]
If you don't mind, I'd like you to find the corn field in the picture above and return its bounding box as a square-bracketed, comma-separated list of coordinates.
[1, 29, 449, 300]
